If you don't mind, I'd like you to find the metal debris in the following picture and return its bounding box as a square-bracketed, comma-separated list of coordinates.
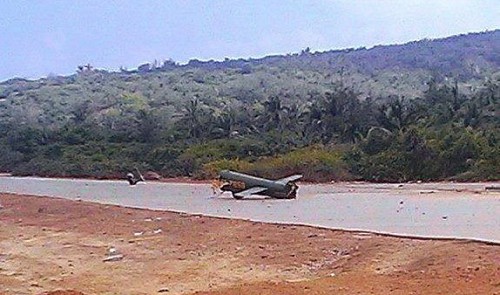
[103, 254, 124, 262]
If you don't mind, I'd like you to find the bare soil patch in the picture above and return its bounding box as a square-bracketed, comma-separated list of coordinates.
[0, 193, 498, 295]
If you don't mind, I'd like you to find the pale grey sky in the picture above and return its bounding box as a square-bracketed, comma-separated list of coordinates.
[0, 0, 499, 81]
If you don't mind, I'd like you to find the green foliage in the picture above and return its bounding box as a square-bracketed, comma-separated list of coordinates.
[346, 126, 499, 182]
[201, 159, 254, 179]
[0, 31, 498, 181]
[202, 146, 353, 182]
[251, 146, 352, 182]
[0, 144, 23, 171]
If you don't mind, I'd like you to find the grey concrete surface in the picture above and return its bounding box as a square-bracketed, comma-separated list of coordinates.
[0, 177, 498, 243]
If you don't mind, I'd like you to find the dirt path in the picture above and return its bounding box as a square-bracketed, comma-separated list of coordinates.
[0, 193, 498, 295]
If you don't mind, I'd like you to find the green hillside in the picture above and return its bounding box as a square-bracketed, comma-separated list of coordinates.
[0, 30, 498, 181]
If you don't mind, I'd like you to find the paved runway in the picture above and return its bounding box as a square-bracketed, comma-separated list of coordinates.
[0, 177, 498, 243]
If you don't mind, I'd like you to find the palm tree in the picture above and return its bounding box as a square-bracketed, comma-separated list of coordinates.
[183, 98, 204, 139]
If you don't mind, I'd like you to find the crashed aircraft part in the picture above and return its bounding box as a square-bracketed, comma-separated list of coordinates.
[217, 170, 302, 199]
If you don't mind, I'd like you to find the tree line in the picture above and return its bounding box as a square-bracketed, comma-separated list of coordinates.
[0, 76, 497, 182]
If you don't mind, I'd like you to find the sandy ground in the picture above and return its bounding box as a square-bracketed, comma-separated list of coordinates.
[0, 193, 498, 295]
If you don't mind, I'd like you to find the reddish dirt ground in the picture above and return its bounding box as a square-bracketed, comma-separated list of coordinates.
[0, 193, 498, 295]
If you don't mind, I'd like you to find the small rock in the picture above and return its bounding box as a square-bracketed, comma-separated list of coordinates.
[158, 288, 169, 293]
[6, 271, 20, 276]
[442, 215, 448, 220]
[145, 171, 162, 180]
[134, 231, 144, 237]
[485, 186, 500, 191]
[153, 229, 162, 234]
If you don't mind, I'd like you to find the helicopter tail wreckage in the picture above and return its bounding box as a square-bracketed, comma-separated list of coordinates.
[213, 170, 302, 199]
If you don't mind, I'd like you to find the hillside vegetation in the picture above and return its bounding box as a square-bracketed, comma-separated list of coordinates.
[0, 30, 498, 181]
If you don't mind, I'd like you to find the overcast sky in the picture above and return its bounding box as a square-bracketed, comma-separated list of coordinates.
[0, 0, 499, 81]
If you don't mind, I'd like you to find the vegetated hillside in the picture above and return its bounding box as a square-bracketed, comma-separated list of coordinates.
[0, 30, 498, 181]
